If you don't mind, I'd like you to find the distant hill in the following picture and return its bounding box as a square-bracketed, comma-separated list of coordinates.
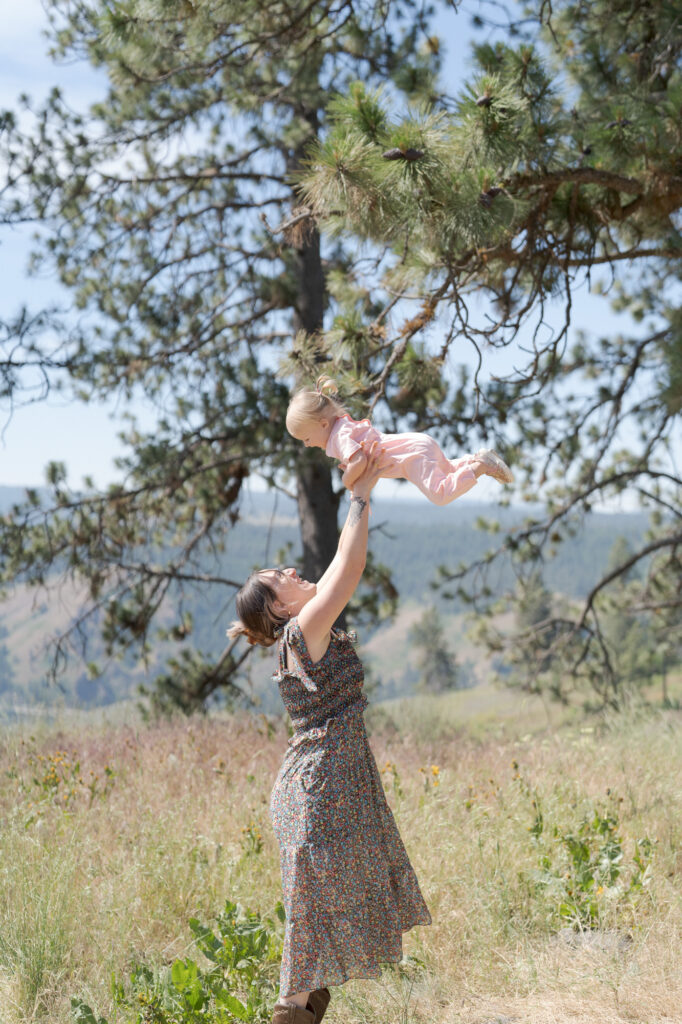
[203, 488, 649, 605]
[0, 485, 41, 511]
[0, 484, 650, 713]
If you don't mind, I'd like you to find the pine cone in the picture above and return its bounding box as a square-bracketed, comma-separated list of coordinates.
[478, 186, 503, 207]
[382, 147, 425, 161]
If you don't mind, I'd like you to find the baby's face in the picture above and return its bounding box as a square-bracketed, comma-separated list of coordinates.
[289, 416, 333, 450]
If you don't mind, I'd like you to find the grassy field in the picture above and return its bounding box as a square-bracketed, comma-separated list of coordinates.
[1, 688, 681, 1024]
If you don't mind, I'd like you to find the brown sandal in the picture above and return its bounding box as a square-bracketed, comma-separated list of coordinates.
[272, 1003, 316, 1024]
[306, 988, 331, 1023]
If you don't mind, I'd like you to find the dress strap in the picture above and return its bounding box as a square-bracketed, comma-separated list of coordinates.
[277, 625, 291, 675]
[276, 618, 306, 676]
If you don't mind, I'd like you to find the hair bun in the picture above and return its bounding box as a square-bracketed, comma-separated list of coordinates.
[227, 620, 258, 645]
[227, 620, 245, 640]
[227, 617, 279, 648]
[316, 374, 338, 396]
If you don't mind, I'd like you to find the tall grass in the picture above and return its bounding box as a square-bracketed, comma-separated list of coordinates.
[0, 832, 76, 1018]
[1, 696, 681, 1024]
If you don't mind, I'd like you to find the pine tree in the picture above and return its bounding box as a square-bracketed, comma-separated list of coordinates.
[0, 0, 442, 709]
[300, 0, 682, 706]
[599, 538, 675, 700]
[496, 569, 568, 702]
[0, 624, 16, 696]
[3, 1, 681, 711]
[408, 606, 462, 693]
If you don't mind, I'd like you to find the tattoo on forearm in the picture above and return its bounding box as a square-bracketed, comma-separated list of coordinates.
[349, 496, 368, 525]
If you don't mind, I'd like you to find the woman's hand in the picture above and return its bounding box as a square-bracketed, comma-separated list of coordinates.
[340, 450, 368, 490]
[350, 440, 392, 500]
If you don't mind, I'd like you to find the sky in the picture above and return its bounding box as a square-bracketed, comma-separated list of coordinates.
[0, 1, 137, 490]
[0, 1, 650, 508]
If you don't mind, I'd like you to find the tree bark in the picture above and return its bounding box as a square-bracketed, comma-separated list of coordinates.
[296, 458, 341, 582]
[292, 224, 342, 582]
[289, 129, 342, 585]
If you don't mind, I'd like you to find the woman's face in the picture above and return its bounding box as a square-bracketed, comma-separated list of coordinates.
[258, 566, 316, 617]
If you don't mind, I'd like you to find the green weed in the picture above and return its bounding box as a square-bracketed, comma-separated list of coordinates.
[517, 773, 656, 928]
[240, 822, 264, 858]
[71, 899, 284, 1024]
[418, 763, 441, 793]
[381, 760, 404, 800]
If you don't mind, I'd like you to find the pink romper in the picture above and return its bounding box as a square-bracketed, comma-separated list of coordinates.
[326, 415, 478, 506]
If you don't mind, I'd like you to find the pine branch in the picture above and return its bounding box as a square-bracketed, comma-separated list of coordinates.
[575, 531, 682, 632]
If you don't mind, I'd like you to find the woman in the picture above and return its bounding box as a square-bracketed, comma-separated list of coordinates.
[229, 443, 431, 1024]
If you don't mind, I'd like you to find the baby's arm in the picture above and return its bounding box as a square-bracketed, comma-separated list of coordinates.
[341, 449, 368, 489]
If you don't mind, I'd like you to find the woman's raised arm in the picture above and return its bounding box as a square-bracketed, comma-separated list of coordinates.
[297, 443, 386, 662]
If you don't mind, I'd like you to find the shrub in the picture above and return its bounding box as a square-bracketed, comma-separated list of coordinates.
[71, 899, 284, 1024]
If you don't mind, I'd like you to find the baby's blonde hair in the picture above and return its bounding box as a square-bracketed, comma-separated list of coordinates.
[286, 375, 347, 433]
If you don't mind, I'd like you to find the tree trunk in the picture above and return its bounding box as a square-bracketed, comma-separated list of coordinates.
[292, 224, 342, 582]
[296, 458, 341, 581]
[288, 130, 342, 585]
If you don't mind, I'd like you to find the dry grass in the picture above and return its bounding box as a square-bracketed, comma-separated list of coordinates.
[1, 699, 681, 1024]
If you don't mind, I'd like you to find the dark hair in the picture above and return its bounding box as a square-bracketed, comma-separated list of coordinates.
[227, 572, 288, 647]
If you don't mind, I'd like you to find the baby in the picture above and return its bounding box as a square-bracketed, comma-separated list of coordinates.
[286, 377, 513, 505]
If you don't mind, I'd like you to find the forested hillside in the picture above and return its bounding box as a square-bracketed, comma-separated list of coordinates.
[0, 486, 650, 713]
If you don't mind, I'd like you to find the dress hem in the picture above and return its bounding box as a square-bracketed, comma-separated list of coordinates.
[279, 915, 432, 997]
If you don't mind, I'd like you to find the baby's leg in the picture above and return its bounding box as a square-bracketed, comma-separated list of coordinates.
[409, 454, 478, 506]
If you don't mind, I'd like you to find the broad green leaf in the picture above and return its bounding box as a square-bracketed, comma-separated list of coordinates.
[216, 991, 249, 1020]
[70, 1000, 107, 1024]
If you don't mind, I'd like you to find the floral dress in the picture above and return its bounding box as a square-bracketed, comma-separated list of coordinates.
[270, 618, 431, 997]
